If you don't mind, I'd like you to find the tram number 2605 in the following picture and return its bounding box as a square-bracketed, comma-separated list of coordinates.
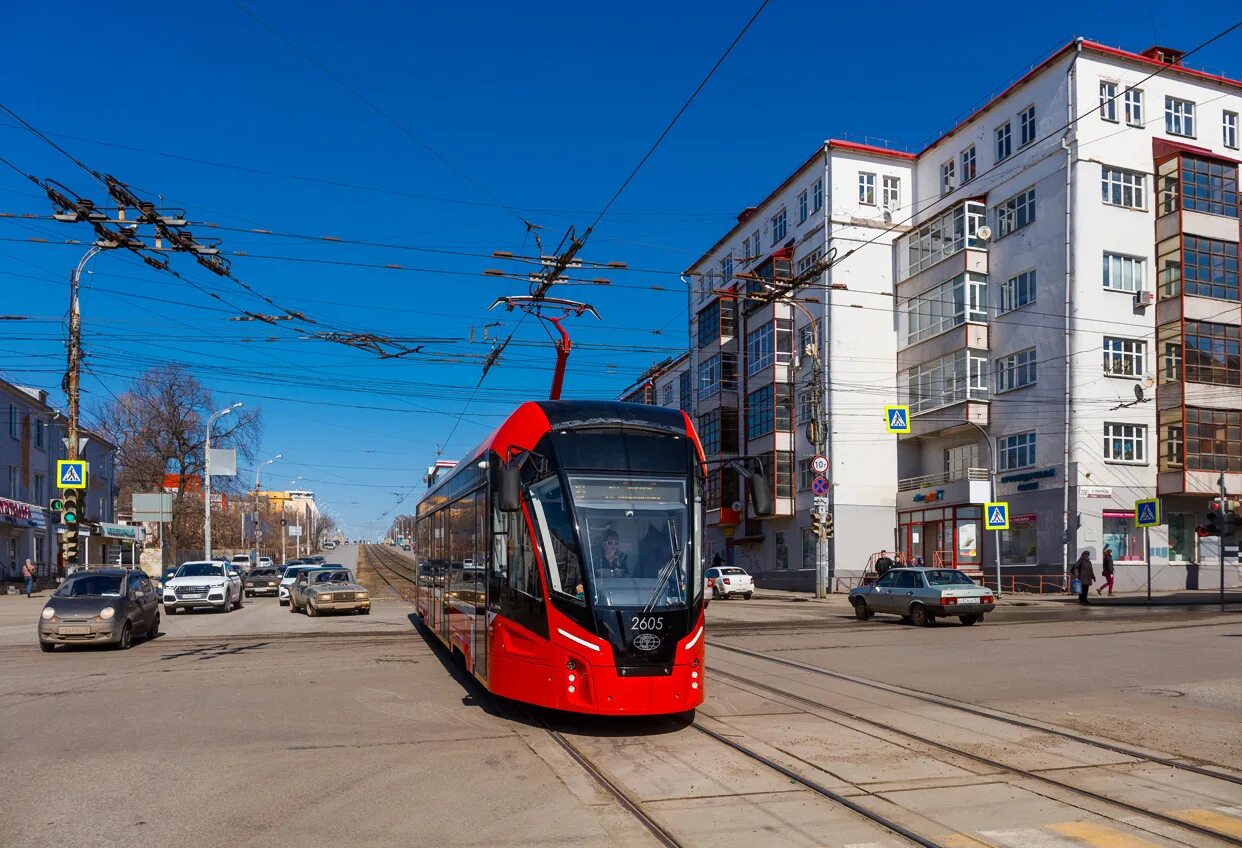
[629, 616, 664, 632]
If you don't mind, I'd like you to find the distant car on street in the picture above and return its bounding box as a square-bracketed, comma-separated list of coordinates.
[258, 557, 274, 569]
[162, 561, 244, 614]
[401, 544, 412, 552]
[288, 567, 370, 616]
[849, 567, 996, 626]
[705, 566, 754, 600]
[38, 568, 160, 652]
[244, 567, 282, 598]
[278, 564, 316, 606]
[230, 553, 254, 574]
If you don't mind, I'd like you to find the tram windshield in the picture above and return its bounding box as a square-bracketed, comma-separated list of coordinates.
[566, 475, 690, 610]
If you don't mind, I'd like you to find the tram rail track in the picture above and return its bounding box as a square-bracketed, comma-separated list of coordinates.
[707, 659, 1242, 847]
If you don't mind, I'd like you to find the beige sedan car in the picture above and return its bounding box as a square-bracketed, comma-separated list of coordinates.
[288, 567, 371, 616]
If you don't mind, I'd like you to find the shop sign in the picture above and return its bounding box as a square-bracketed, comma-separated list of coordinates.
[0, 497, 32, 522]
[912, 489, 945, 503]
[1000, 467, 1056, 486]
[1081, 486, 1113, 498]
[99, 523, 143, 542]
[1011, 513, 1038, 525]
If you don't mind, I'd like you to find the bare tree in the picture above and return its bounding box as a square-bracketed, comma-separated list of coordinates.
[93, 364, 262, 564]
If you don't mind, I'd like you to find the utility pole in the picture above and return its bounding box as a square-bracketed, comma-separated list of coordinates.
[1220, 473, 1227, 605]
[204, 403, 241, 561]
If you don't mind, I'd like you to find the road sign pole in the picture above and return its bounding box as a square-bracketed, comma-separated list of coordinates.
[1145, 525, 1151, 602]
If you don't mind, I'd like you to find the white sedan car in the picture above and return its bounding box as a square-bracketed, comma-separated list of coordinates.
[162, 561, 244, 614]
[705, 565, 755, 600]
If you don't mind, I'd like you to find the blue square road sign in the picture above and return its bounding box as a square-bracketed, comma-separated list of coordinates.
[984, 501, 1009, 531]
[56, 459, 88, 490]
[1135, 498, 1160, 528]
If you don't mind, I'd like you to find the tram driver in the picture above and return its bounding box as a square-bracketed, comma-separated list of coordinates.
[597, 528, 630, 577]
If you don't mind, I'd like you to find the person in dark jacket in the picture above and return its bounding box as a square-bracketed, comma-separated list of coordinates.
[1070, 550, 1095, 604]
[874, 550, 895, 576]
[1097, 546, 1116, 596]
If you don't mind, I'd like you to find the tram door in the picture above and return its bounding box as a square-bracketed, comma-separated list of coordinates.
[429, 511, 444, 634]
[472, 490, 488, 682]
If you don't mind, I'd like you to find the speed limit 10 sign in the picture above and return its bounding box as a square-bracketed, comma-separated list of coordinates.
[811, 455, 829, 474]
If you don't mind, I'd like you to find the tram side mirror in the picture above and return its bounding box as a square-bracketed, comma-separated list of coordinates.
[493, 457, 523, 513]
[748, 472, 773, 517]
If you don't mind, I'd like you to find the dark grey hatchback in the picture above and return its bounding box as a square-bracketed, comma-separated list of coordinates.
[38, 569, 161, 652]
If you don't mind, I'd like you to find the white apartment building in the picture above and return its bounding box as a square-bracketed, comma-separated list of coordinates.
[629, 38, 1242, 591]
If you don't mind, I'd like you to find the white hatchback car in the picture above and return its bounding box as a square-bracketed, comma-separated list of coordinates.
[705, 566, 754, 600]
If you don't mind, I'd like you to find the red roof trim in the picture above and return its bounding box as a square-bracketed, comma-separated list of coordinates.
[1153, 137, 1241, 165]
[921, 38, 1242, 157]
[826, 139, 916, 161]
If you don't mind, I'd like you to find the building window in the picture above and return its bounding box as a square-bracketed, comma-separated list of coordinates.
[33, 418, 44, 449]
[1104, 423, 1147, 463]
[1101, 166, 1146, 209]
[1184, 320, 1241, 386]
[995, 122, 1012, 162]
[1226, 112, 1240, 149]
[797, 319, 820, 355]
[797, 190, 808, 224]
[858, 172, 876, 205]
[945, 443, 980, 477]
[699, 352, 737, 399]
[882, 175, 900, 209]
[33, 473, 44, 504]
[1165, 96, 1196, 137]
[798, 458, 815, 490]
[698, 412, 720, 455]
[6, 465, 16, 498]
[1103, 337, 1146, 377]
[995, 348, 1037, 393]
[678, 370, 691, 411]
[771, 208, 787, 245]
[1019, 105, 1036, 146]
[999, 269, 1036, 312]
[1186, 407, 1242, 471]
[745, 319, 792, 375]
[960, 146, 976, 183]
[798, 388, 814, 423]
[7, 404, 15, 439]
[661, 382, 673, 406]
[1124, 88, 1144, 126]
[795, 246, 824, 275]
[1178, 156, 1239, 218]
[720, 253, 733, 283]
[746, 385, 774, 439]
[1183, 236, 1240, 301]
[904, 349, 989, 414]
[993, 187, 1035, 238]
[904, 201, 987, 275]
[1099, 81, 1118, 122]
[997, 432, 1036, 471]
[940, 160, 955, 195]
[1102, 253, 1145, 292]
[904, 272, 988, 344]
[759, 450, 794, 499]
[812, 178, 823, 211]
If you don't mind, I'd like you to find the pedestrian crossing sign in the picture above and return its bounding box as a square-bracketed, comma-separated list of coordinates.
[884, 405, 911, 434]
[984, 501, 1009, 531]
[56, 459, 88, 489]
[1135, 498, 1160, 528]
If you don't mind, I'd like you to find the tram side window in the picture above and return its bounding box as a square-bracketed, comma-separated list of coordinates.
[529, 478, 582, 597]
[508, 510, 540, 597]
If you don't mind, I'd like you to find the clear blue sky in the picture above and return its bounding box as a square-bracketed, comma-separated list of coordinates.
[1, 1, 1238, 538]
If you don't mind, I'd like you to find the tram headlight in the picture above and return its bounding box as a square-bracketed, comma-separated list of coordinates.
[566, 660, 577, 671]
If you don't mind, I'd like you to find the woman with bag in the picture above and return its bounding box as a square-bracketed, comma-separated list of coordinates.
[1097, 546, 1115, 596]
[1070, 550, 1094, 605]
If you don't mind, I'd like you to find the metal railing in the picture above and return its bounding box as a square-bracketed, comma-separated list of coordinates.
[897, 467, 990, 491]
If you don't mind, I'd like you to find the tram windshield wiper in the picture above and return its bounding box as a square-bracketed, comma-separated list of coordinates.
[642, 519, 682, 613]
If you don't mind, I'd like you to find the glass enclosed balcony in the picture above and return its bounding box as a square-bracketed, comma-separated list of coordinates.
[898, 201, 987, 281]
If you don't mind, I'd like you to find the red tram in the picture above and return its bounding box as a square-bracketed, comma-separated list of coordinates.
[413, 400, 715, 715]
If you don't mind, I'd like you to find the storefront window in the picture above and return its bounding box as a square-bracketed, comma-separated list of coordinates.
[1168, 513, 1194, 562]
[1103, 511, 1144, 561]
[1000, 514, 1038, 564]
[956, 512, 981, 564]
[802, 528, 815, 569]
[775, 531, 789, 570]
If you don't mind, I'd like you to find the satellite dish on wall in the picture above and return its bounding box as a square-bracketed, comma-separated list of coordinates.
[976, 225, 993, 242]
[730, 501, 743, 513]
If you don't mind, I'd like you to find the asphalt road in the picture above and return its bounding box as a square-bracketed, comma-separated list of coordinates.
[1, 546, 1239, 848]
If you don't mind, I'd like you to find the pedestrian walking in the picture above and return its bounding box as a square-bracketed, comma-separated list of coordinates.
[874, 549, 895, 576]
[21, 558, 36, 598]
[1097, 546, 1115, 596]
[712, 552, 724, 570]
[1070, 550, 1094, 605]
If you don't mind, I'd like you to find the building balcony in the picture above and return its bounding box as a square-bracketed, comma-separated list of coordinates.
[897, 200, 988, 284]
[898, 322, 989, 372]
[896, 467, 992, 510]
[905, 399, 990, 439]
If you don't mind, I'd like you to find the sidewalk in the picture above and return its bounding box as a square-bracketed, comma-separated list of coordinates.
[751, 586, 1242, 608]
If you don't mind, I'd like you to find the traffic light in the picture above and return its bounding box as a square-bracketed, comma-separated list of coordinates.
[61, 490, 79, 525]
[61, 490, 80, 567]
[1196, 498, 1224, 537]
[49, 497, 64, 517]
[811, 512, 824, 539]
[823, 512, 834, 539]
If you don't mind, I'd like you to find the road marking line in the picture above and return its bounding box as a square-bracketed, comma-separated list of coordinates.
[842, 843, 886, 848]
[939, 835, 993, 848]
[981, 827, 1083, 848]
[1048, 821, 1164, 847]
[1169, 808, 1242, 838]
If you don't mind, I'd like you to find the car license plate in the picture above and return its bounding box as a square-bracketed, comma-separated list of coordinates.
[58, 626, 91, 635]
[957, 597, 979, 604]
[185, 593, 205, 599]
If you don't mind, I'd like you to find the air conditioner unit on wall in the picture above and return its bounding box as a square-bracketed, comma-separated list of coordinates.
[1134, 290, 1155, 307]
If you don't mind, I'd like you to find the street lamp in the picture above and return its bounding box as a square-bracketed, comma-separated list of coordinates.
[965, 421, 1001, 597]
[282, 476, 303, 564]
[252, 454, 282, 562]
[204, 402, 242, 561]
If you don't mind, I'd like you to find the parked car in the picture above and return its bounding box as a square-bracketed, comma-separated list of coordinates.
[849, 567, 996, 626]
[278, 564, 316, 606]
[230, 553, 254, 574]
[38, 568, 160, 651]
[244, 567, 283, 598]
[289, 567, 370, 616]
[704, 566, 754, 600]
[162, 561, 244, 614]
